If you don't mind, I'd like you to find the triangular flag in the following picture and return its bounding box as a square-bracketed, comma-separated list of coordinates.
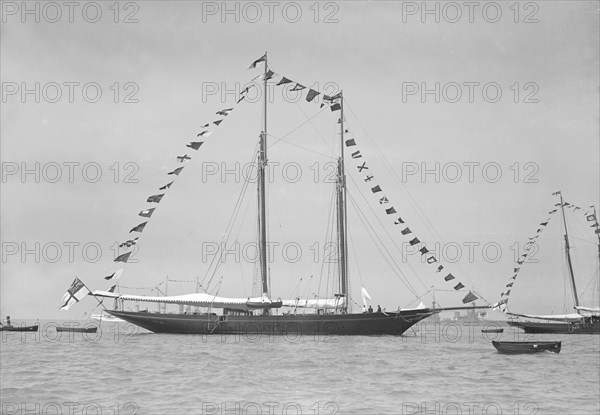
[290, 83, 305, 92]
[385, 207, 397, 215]
[159, 182, 173, 191]
[454, 283, 465, 291]
[129, 222, 148, 233]
[461, 291, 478, 303]
[187, 142, 204, 150]
[436, 265, 444, 272]
[409, 237, 420, 245]
[104, 268, 124, 281]
[401, 227, 412, 235]
[213, 120, 223, 126]
[306, 89, 320, 102]
[139, 208, 156, 218]
[248, 53, 266, 69]
[147, 194, 165, 203]
[276, 77, 293, 86]
[444, 273, 455, 281]
[114, 252, 132, 263]
[394, 217, 404, 225]
[168, 167, 184, 176]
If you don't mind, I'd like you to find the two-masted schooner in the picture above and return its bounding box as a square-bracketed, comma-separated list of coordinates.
[89, 54, 482, 335]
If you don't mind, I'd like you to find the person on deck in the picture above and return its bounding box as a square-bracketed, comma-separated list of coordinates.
[368, 305, 373, 313]
[377, 305, 382, 313]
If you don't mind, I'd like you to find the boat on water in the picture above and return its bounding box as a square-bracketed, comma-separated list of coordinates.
[56, 326, 98, 333]
[502, 192, 600, 334]
[0, 316, 38, 332]
[492, 341, 561, 354]
[89, 54, 488, 336]
[481, 328, 503, 334]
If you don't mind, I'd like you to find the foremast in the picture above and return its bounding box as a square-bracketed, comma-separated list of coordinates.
[336, 92, 350, 313]
[258, 53, 270, 313]
[556, 191, 580, 309]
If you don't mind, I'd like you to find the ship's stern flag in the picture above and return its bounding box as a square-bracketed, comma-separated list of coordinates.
[59, 278, 91, 310]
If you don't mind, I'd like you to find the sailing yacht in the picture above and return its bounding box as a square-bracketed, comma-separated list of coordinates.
[507, 192, 600, 334]
[90, 54, 486, 335]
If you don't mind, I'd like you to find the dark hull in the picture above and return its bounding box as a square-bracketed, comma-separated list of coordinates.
[482, 329, 504, 333]
[56, 327, 98, 333]
[508, 318, 600, 334]
[107, 309, 435, 336]
[492, 341, 561, 354]
[0, 325, 38, 332]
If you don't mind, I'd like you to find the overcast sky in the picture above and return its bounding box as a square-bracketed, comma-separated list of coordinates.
[1, 1, 599, 320]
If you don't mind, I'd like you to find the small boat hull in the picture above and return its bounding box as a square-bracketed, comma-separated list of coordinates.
[492, 341, 561, 354]
[107, 308, 435, 336]
[508, 317, 600, 334]
[56, 327, 98, 333]
[482, 328, 504, 334]
[0, 325, 38, 332]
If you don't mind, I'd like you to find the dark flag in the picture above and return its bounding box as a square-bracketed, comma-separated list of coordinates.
[587, 214, 597, 222]
[201, 123, 210, 128]
[330, 103, 341, 111]
[357, 163, 368, 172]
[119, 237, 139, 248]
[197, 131, 212, 137]
[351, 151, 362, 159]
[371, 185, 382, 193]
[514, 267, 520, 273]
[216, 108, 233, 117]
[237, 95, 245, 104]
[159, 182, 173, 191]
[290, 83, 305, 92]
[129, 222, 148, 233]
[549, 209, 557, 214]
[107, 284, 117, 293]
[248, 53, 266, 69]
[147, 194, 165, 203]
[409, 237, 420, 245]
[394, 217, 404, 225]
[177, 155, 191, 162]
[379, 197, 389, 204]
[276, 77, 293, 86]
[264, 70, 274, 81]
[168, 167, 184, 176]
[401, 227, 412, 235]
[187, 142, 204, 150]
[139, 208, 156, 217]
[385, 207, 397, 215]
[419, 247, 429, 255]
[114, 252, 132, 263]
[345, 139, 356, 147]
[436, 265, 444, 272]
[213, 120, 223, 126]
[461, 291, 478, 303]
[454, 283, 465, 291]
[540, 221, 548, 226]
[306, 89, 320, 102]
[105, 268, 124, 280]
[444, 273, 455, 281]
[364, 175, 374, 182]
[506, 282, 513, 288]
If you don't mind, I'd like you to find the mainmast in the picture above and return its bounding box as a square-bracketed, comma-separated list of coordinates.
[257, 53, 270, 306]
[336, 92, 349, 312]
[557, 191, 580, 308]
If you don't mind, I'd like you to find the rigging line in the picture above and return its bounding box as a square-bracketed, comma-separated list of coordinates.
[293, 100, 336, 157]
[205, 145, 259, 291]
[345, 189, 419, 297]
[317, 186, 338, 299]
[344, 99, 482, 293]
[266, 106, 326, 148]
[345, 171, 427, 293]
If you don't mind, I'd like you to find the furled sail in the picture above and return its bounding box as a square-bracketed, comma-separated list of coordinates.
[92, 290, 282, 310]
[280, 298, 345, 309]
[507, 312, 585, 322]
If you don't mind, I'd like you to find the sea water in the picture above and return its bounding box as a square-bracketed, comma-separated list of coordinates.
[1, 320, 599, 415]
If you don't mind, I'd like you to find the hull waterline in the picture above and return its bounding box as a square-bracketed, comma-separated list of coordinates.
[107, 309, 435, 336]
[507, 317, 600, 334]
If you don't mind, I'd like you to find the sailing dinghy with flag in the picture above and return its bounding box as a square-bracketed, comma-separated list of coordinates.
[87, 54, 487, 335]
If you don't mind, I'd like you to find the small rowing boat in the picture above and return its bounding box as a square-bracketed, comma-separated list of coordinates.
[492, 340, 561, 354]
[481, 328, 504, 334]
[56, 327, 98, 333]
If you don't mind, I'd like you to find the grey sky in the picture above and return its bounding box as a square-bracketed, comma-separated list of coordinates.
[1, 1, 598, 320]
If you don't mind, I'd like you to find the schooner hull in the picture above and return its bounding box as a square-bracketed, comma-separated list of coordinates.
[508, 318, 600, 334]
[107, 309, 435, 336]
